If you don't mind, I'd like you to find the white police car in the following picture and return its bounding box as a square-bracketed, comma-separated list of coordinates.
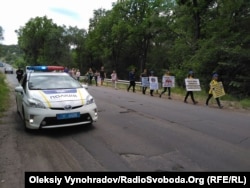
[15, 66, 98, 130]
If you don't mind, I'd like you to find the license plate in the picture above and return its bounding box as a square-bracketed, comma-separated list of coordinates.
[57, 112, 80, 120]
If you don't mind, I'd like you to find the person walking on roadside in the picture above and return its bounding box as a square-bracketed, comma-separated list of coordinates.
[140, 68, 149, 94]
[64, 67, 69, 73]
[159, 70, 172, 99]
[127, 68, 136, 92]
[206, 73, 223, 109]
[184, 70, 198, 104]
[94, 70, 100, 86]
[76, 69, 81, 81]
[111, 70, 118, 89]
[149, 71, 157, 96]
[86, 68, 93, 85]
[99, 66, 106, 86]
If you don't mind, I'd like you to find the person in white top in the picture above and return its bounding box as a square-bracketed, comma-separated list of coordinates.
[76, 69, 81, 81]
[111, 70, 118, 89]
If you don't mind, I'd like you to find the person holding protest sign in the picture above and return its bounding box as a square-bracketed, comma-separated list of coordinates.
[140, 68, 149, 94]
[184, 70, 198, 104]
[206, 73, 223, 108]
[149, 71, 159, 96]
[159, 70, 173, 99]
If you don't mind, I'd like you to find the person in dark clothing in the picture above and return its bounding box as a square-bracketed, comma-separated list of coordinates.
[94, 70, 100, 86]
[16, 67, 24, 82]
[149, 71, 155, 96]
[184, 71, 198, 104]
[99, 66, 106, 86]
[140, 68, 148, 94]
[127, 68, 136, 92]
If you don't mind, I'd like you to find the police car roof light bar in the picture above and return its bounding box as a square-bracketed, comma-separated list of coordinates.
[26, 66, 64, 72]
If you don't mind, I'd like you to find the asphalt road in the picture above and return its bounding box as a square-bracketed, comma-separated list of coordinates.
[0, 69, 250, 188]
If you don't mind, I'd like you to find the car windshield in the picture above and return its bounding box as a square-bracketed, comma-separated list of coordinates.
[28, 74, 82, 90]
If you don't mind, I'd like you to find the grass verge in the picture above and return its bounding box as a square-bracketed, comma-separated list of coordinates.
[0, 73, 10, 119]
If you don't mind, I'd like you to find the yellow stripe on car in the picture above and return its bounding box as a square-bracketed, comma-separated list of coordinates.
[39, 91, 51, 108]
[77, 89, 85, 105]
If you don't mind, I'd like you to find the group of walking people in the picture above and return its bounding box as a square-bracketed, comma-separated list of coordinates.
[15, 65, 223, 109]
[139, 68, 172, 98]
[85, 66, 118, 89]
[86, 66, 106, 86]
[128, 68, 224, 109]
[183, 70, 223, 108]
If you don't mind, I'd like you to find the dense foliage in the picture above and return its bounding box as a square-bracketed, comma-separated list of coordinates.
[0, 0, 249, 98]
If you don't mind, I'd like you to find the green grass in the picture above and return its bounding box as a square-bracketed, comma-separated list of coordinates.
[0, 73, 10, 118]
[240, 98, 250, 109]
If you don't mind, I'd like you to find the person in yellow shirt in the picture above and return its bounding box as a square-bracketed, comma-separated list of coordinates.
[206, 73, 223, 108]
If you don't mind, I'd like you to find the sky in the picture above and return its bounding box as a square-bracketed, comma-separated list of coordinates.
[0, 0, 116, 45]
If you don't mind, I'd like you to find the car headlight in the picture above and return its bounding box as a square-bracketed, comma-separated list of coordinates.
[27, 98, 46, 109]
[86, 95, 95, 105]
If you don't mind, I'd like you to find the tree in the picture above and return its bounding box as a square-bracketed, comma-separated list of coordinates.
[0, 26, 3, 41]
[16, 16, 71, 66]
[9, 0, 250, 97]
[0, 26, 3, 55]
[182, 0, 250, 96]
[66, 26, 88, 72]
[86, 8, 113, 70]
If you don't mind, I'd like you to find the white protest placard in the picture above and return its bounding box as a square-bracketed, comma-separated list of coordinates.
[149, 76, 159, 90]
[141, 77, 150, 87]
[185, 78, 201, 91]
[162, 76, 175, 88]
